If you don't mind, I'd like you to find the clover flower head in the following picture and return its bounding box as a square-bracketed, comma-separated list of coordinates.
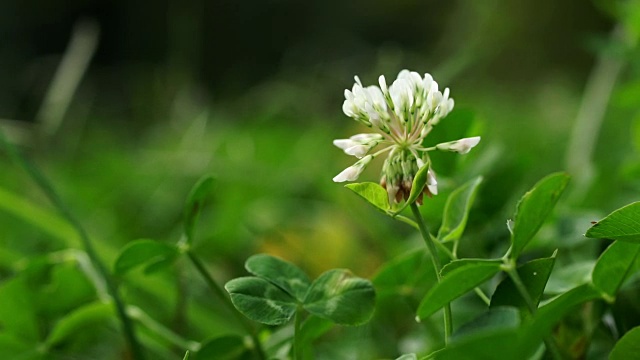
[334, 70, 481, 205]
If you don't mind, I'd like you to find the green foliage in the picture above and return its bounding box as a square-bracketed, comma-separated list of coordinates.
[184, 175, 215, 243]
[225, 276, 298, 326]
[226, 254, 375, 327]
[609, 326, 640, 360]
[586, 201, 640, 243]
[591, 241, 640, 300]
[416, 260, 501, 321]
[452, 307, 520, 341]
[245, 253, 311, 302]
[510, 172, 570, 259]
[437, 176, 483, 242]
[345, 182, 390, 212]
[303, 269, 375, 325]
[406, 163, 432, 205]
[113, 239, 179, 275]
[195, 335, 249, 360]
[490, 253, 556, 311]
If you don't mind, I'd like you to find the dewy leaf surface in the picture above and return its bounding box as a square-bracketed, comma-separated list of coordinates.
[225, 277, 297, 325]
[510, 172, 569, 259]
[303, 269, 375, 325]
[345, 182, 390, 212]
[417, 260, 502, 321]
[437, 176, 483, 242]
[591, 240, 640, 299]
[245, 254, 311, 302]
[586, 202, 640, 243]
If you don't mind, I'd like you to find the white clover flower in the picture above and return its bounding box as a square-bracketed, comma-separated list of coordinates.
[333, 70, 481, 205]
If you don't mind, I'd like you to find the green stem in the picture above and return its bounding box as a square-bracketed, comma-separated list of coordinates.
[410, 203, 453, 344]
[504, 261, 564, 360]
[293, 307, 304, 360]
[0, 130, 145, 359]
[186, 250, 266, 360]
[127, 305, 200, 352]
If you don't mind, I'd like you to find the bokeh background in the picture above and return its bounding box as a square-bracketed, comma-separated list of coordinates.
[1, 0, 640, 359]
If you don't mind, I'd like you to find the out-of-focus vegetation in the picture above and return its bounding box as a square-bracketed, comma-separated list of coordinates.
[2, 0, 640, 359]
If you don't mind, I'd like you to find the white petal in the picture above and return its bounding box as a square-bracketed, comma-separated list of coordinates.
[427, 169, 438, 195]
[437, 136, 481, 154]
[333, 165, 361, 182]
[345, 144, 369, 158]
[333, 139, 356, 150]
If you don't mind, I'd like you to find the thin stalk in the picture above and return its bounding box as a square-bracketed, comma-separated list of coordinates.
[293, 307, 304, 360]
[0, 130, 145, 359]
[410, 202, 453, 343]
[504, 262, 564, 360]
[186, 250, 266, 360]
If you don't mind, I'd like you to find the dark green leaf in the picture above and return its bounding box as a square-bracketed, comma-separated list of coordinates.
[45, 302, 114, 347]
[245, 254, 311, 302]
[195, 335, 249, 360]
[586, 202, 640, 243]
[0, 333, 40, 359]
[453, 307, 520, 341]
[437, 177, 483, 242]
[184, 175, 215, 242]
[609, 326, 640, 360]
[591, 241, 640, 300]
[113, 239, 179, 275]
[510, 172, 570, 259]
[225, 277, 297, 325]
[303, 269, 375, 325]
[417, 261, 502, 321]
[345, 182, 390, 212]
[490, 253, 557, 310]
[407, 163, 431, 205]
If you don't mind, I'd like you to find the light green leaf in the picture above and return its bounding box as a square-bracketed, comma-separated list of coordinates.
[437, 177, 483, 242]
[303, 269, 375, 325]
[452, 307, 520, 341]
[245, 254, 311, 302]
[609, 326, 640, 360]
[417, 261, 502, 321]
[490, 253, 557, 311]
[113, 239, 179, 275]
[184, 175, 215, 242]
[591, 241, 640, 300]
[345, 182, 390, 212]
[183, 350, 190, 360]
[406, 163, 431, 205]
[510, 172, 570, 259]
[225, 277, 297, 325]
[195, 335, 249, 360]
[45, 302, 114, 347]
[585, 202, 640, 243]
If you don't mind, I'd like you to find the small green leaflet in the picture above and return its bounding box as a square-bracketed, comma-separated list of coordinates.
[586, 202, 640, 243]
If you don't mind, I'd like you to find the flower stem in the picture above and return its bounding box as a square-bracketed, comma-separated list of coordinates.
[410, 202, 453, 344]
[0, 130, 145, 359]
[185, 250, 266, 360]
[504, 261, 564, 360]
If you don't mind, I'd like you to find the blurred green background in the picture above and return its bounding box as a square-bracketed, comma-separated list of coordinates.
[1, 0, 640, 359]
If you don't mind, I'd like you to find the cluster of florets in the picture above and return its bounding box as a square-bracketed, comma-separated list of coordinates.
[333, 70, 480, 205]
